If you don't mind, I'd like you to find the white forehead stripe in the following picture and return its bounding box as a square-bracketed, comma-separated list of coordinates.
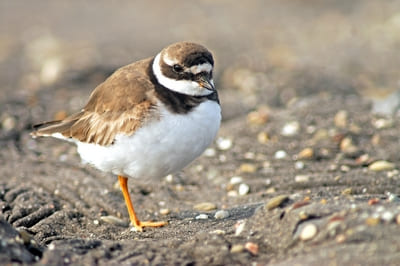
[153, 53, 213, 96]
[188, 63, 213, 74]
[163, 54, 178, 66]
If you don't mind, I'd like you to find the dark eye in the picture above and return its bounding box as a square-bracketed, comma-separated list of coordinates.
[172, 64, 184, 73]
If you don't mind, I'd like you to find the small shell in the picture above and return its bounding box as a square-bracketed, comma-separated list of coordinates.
[245, 242, 259, 255]
[265, 195, 289, 211]
[368, 161, 395, 171]
[238, 183, 250, 195]
[297, 148, 314, 159]
[274, 150, 288, 159]
[281, 121, 300, 136]
[216, 137, 233, 150]
[230, 244, 245, 253]
[195, 214, 209, 220]
[300, 223, 318, 241]
[193, 202, 217, 211]
[214, 210, 230, 219]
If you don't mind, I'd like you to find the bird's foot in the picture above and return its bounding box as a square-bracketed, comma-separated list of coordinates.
[132, 220, 168, 232]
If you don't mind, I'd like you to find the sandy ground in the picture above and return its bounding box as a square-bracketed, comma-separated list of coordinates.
[1, 1, 400, 265]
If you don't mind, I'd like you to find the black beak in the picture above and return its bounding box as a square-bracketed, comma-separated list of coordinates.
[197, 75, 215, 91]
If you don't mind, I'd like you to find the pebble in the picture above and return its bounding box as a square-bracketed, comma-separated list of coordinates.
[356, 154, 372, 165]
[2, 115, 16, 131]
[239, 163, 257, 173]
[40, 57, 63, 85]
[312, 128, 329, 142]
[210, 229, 226, 235]
[175, 184, 184, 192]
[274, 150, 288, 159]
[299, 211, 310, 220]
[373, 118, 393, 129]
[300, 223, 318, 241]
[216, 137, 233, 150]
[194, 202, 217, 211]
[336, 234, 346, 243]
[263, 160, 272, 168]
[333, 173, 341, 180]
[266, 187, 276, 194]
[230, 176, 243, 185]
[195, 214, 209, 220]
[368, 198, 380, 205]
[341, 188, 353, 195]
[376, 206, 385, 213]
[381, 211, 395, 222]
[387, 170, 399, 178]
[230, 244, 245, 253]
[334, 110, 348, 128]
[244, 152, 256, 159]
[214, 210, 230, 219]
[297, 148, 314, 160]
[340, 137, 357, 154]
[265, 195, 289, 211]
[234, 220, 246, 236]
[295, 175, 310, 183]
[227, 190, 238, 197]
[195, 165, 204, 172]
[340, 165, 350, 172]
[257, 131, 269, 144]
[159, 208, 171, 215]
[245, 242, 259, 255]
[48, 243, 56, 250]
[387, 193, 400, 202]
[165, 174, 173, 182]
[319, 148, 331, 158]
[203, 148, 216, 157]
[396, 214, 400, 225]
[247, 108, 269, 125]
[238, 183, 250, 195]
[294, 161, 305, 169]
[368, 160, 395, 171]
[365, 217, 380, 226]
[93, 219, 99, 225]
[281, 121, 300, 136]
[100, 216, 129, 227]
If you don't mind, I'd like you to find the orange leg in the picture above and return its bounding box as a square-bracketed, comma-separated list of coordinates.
[118, 175, 167, 231]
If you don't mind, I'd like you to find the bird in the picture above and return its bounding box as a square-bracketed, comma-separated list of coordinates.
[31, 41, 221, 231]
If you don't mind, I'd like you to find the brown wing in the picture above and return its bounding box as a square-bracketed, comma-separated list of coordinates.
[32, 58, 158, 146]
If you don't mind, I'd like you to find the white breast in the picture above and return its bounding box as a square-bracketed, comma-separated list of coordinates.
[76, 100, 221, 179]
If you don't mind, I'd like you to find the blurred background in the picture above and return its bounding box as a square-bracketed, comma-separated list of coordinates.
[1, 0, 400, 118]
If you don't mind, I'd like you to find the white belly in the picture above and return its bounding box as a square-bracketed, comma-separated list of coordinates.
[76, 100, 221, 179]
